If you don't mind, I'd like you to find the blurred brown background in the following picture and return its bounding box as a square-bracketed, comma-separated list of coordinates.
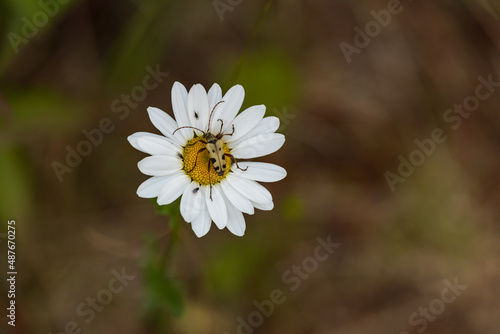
[1, 0, 500, 333]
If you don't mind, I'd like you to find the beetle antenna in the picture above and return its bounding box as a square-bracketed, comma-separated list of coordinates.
[208, 100, 225, 130]
[173, 126, 205, 135]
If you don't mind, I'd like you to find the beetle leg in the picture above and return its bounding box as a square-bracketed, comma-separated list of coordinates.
[216, 119, 224, 135]
[187, 147, 207, 173]
[225, 153, 248, 171]
[221, 124, 235, 138]
[186, 139, 207, 147]
[208, 157, 214, 200]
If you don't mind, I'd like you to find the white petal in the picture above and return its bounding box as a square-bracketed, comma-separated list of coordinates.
[136, 136, 180, 156]
[219, 179, 254, 215]
[180, 182, 203, 223]
[231, 133, 285, 159]
[233, 162, 287, 182]
[187, 84, 209, 132]
[171, 82, 191, 141]
[205, 185, 227, 229]
[137, 176, 171, 198]
[191, 200, 211, 237]
[207, 83, 222, 113]
[138, 155, 183, 176]
[147, 107, 184, 146]
[252, 200, 274, 211]
[229, 116, 280, 148]
[225, 199, 246, 236]
[157, 173, 190, 205]
[128, 132, 158, 153]
[226, 174, 272, 204]
[210, 85, 244, 133]
[225, 105, 266, 143]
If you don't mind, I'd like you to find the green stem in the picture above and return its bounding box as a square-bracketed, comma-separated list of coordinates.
[158, 212, 180, 274]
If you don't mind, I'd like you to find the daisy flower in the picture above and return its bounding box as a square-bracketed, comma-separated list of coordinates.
[128, 82, 286, 237]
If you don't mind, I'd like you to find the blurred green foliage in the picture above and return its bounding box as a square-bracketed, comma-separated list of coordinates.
[4, 87, 81, 132]
[215, 49, 298, 114]
[142, 198, 185, 322]
[0, 146, 32, 221]
[142, 234, 185, 318]
[1, 0, 76, 72]
[281, 193, 305, 223]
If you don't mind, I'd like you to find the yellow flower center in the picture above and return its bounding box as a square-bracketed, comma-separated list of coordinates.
[182, 135, 232, 185]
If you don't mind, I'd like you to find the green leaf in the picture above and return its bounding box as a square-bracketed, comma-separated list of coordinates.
[141, 234, 185, 319]
[145, 274, 185, 317]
